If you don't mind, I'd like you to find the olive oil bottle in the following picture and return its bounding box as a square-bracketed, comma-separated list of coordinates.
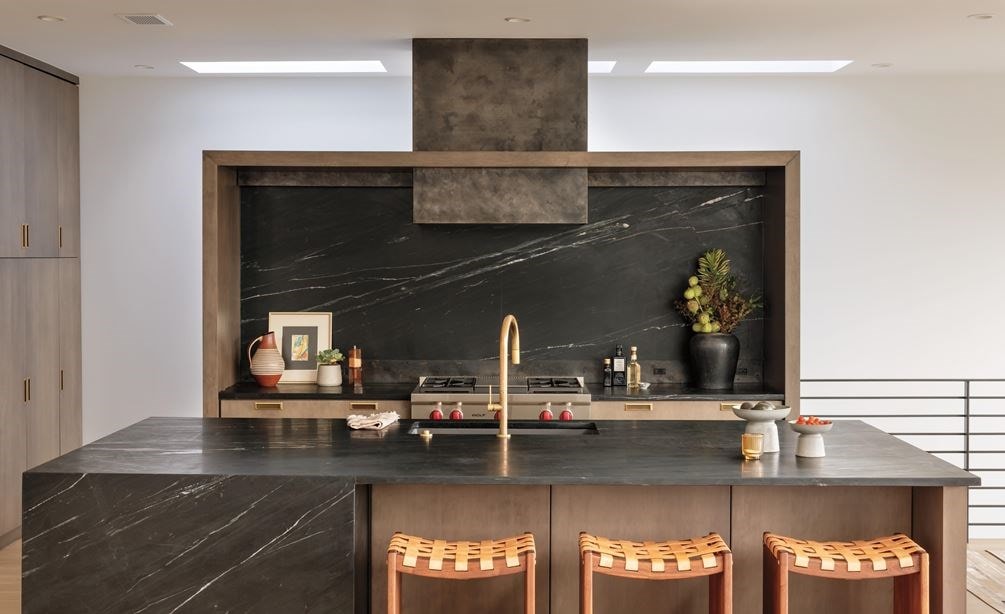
[627, 346, 642, 390]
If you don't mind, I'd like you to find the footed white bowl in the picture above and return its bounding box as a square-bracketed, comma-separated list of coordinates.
[731, 405, 791, 453]
[789, 420, 833, 457]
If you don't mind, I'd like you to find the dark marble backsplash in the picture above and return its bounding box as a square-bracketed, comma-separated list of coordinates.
[240, 184, 766, 383]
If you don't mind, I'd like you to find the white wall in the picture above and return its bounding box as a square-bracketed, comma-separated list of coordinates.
[79, 77, 411, 441]
[80, 74, 1005, 442]
[589, 75, 1005, 380]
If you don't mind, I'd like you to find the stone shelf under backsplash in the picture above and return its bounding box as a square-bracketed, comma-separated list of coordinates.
[220, 381, 783, 402]
[588, 382, 784, 401]
[221, 381, 415, 401]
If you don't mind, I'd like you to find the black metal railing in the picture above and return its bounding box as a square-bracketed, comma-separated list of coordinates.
[801, 378, 1005, 539]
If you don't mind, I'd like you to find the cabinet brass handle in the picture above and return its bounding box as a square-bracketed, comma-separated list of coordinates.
[254, 402, 283, 411]
[624, 402, 653, 412]
[720, 402, 739, 412]
[58, 225, 63, 249]
[24, 224, 29, 248]
[350, 402, 378, 411]
[20, 225, 28, 249]
[61, 369, 65, 391]
[23, 379, 29, 403]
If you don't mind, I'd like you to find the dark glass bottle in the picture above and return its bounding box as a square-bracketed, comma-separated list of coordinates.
[612, 345, 627, 386]
[602, 358, 613, 387]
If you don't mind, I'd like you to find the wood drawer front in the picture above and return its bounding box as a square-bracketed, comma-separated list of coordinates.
[590, 400, 743, 420]
[220, 400, 409, 419]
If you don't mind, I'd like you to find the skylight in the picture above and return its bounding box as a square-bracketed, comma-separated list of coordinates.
[645, 60, 853, 74]
[179, 61, 387, 74]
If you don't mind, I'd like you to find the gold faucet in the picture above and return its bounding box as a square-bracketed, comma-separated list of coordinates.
[487, 314, 520, 439]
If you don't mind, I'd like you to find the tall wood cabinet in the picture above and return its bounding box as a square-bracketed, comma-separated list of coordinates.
[0, 54, 78, 257]
[0, 50, 80, 543]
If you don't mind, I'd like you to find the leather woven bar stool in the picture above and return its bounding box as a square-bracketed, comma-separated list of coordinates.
[763, 532, 929, 614]
[579, 532, 732, 614]
[386, 532, 536, 614]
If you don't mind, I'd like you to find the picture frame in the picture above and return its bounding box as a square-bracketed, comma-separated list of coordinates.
[267, 311, 333, 383]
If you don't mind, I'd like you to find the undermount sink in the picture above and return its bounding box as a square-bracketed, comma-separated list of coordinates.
[409, 420, 599, 436]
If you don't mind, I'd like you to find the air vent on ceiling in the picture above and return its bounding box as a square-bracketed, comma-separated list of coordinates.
[116, 13, 173, 26]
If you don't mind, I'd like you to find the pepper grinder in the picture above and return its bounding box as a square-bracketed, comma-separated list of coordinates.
[347, 346, 363, 386]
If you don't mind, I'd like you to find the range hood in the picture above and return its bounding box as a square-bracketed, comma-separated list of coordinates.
[411, 38, 588, 224]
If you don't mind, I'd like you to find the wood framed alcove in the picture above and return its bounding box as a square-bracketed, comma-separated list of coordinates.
[202, 150, 800, 417]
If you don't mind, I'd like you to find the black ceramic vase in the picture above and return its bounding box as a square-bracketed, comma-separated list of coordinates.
[689, 333, 740, 390]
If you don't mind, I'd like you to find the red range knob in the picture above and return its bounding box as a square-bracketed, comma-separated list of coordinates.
[494, 411, 501, 421]
[449, 408, 464, 420]
[429, 409, 443, 420]
[539, 409, 554, 421]
[559, 409, 574, 421]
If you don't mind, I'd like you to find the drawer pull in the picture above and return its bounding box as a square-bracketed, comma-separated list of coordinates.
[254, 402, 283, 411]
[350, 402, 379, 412]
[721, 402, 739, 412]
[624, 402, 652, 412]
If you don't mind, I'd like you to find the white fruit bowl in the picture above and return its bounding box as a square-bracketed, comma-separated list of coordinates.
[788, 421, 833, 435]
[731, 406, 792, 423]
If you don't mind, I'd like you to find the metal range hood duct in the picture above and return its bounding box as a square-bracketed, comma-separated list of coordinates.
[411, 38, 588, 224]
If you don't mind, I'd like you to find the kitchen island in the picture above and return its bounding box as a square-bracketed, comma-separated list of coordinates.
[22, 418, 977, 614]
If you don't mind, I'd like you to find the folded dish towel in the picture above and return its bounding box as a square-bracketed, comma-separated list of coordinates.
[347, 411, 400, 430]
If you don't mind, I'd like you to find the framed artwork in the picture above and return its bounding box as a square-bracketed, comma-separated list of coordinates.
[267, 312, 333, 383]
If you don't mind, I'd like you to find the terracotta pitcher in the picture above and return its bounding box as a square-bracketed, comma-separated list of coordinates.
[248, 332, 285, 387]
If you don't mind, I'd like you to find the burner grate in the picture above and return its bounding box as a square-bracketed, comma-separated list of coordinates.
[419, 376, 477, 391]
[527, 377, 583, 392]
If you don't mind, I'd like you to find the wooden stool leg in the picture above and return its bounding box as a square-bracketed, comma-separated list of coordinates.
[718, 551, 733, 614]
[918, 552, 930, 614]
[763, 545, 788, 614]
[707, 550, 731, 614]
[894, 553, 930, 614]
[388, 551, 402, 614]
[525, 551, 536, 614]
[580, 552, 594, 614]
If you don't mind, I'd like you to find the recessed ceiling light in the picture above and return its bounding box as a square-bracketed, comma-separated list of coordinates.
[36, 15, 64, 22]
[871, 62, 893, 69]
[968, 13, 994, 20]
[645, 60, 853, 74]
[134, 64, 155, 70]
[179, 60, 388, 74]
[588, 61, 617, 74]
[504, 17, 531, 23]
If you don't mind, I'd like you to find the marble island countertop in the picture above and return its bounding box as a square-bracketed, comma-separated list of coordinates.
[31, 417, 978, 487]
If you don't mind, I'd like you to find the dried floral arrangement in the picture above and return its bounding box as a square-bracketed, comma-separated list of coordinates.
[675, 249, 762, 334]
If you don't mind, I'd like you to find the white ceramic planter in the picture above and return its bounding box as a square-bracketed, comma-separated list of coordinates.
[317, 364, 343, 387]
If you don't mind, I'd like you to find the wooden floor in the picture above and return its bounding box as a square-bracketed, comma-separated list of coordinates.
[0, 540, 18, 614]
[970, 540, 1005, 613]
[0, 538, 1002, 613]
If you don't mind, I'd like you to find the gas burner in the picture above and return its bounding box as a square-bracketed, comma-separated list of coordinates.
[526, 377, 585, 393]
[418, 376, 477, 392]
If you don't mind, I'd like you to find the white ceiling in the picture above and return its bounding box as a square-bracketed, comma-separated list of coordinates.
[0, 0, 1002, 78]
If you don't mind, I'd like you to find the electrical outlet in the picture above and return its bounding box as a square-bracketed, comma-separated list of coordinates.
[652, 367, 667, 375]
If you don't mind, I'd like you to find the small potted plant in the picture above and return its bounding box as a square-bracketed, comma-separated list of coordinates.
[675, 249, 761, 389]
[316, 348, 345, 387]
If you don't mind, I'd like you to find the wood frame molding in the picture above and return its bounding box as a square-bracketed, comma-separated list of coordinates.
[203, 150, 800, 416]
[205, 150, 798, 169]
